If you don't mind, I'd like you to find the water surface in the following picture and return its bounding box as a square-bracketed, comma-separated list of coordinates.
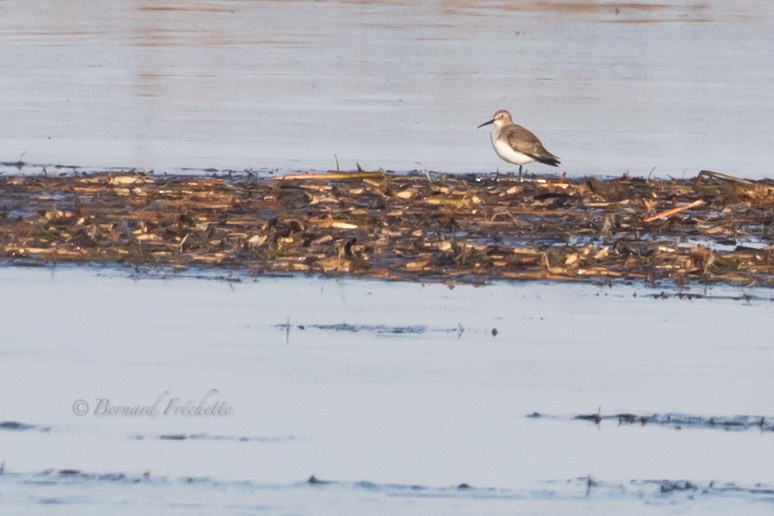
[0, 267, 772, 514]
[1, 1, 773, 177]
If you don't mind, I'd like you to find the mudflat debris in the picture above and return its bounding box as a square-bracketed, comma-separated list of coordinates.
[530, 411, 774, 432]
[0, 169, 772, 286]
[574, 412, 774, 432]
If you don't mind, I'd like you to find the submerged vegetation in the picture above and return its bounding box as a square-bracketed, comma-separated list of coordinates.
[0, 169, 772, 287]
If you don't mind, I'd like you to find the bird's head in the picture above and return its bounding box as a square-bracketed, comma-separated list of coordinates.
[477, 109, 513, 129]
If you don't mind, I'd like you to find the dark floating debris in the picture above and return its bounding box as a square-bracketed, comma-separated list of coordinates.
[0, 421, 51, 432]
[568, 412, 773, 432]
[659, 480, 698, 493]
[158, 434, 187, 441]
[184, 476, 211, 484]
[56, 469, 83, 477]
[0, 169, 772, 287]
[298, 323, 428, 334]
[131, 433, 293, 443]
[0, 421, 36, 431]
[12, 469, 774, 505]
[274, 321, 493, 338]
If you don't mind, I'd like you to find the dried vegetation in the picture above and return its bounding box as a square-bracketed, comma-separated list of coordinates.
[0, 169, 772, 286]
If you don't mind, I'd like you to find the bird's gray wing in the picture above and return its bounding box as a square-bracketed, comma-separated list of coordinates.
[502, 124, 546, 157]
[503, 124, 560, 164]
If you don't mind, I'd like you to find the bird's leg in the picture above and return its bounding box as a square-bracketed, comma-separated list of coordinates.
[518, 165, 523, 183]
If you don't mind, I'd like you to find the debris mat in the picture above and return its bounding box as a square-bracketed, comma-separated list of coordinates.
[0, 169, 772, 286]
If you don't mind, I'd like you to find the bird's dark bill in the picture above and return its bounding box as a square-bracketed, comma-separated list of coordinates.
[477, 119, 494, 128]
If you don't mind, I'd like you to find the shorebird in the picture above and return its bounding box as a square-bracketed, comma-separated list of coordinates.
[477, 109, 560, 181]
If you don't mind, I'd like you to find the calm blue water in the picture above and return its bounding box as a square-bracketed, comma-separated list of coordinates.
[0, 1, 773, 178]
[0, 266, 773, 514]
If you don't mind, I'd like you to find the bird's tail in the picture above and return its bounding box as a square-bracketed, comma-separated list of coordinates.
[536, 154, 561, 167]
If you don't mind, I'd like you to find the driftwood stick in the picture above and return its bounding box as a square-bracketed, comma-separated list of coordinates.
[642, 200, 705, 222]
[698, 170, 755, 186]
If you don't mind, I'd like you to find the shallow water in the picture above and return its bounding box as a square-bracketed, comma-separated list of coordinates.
[1, 1, 773, 178]
[0, 266, 773, 514]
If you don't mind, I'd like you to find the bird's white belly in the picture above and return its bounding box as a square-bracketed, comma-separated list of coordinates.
[492, 135, 533, 165]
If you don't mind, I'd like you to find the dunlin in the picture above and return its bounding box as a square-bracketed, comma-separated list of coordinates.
[477, 109, 560, 181]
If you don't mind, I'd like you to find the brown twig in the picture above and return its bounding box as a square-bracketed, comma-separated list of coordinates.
[642, 200, 705, 222]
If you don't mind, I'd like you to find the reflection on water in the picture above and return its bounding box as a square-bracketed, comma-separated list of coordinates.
[471, 1, 709, 21]
[0, 1, 772, 177]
